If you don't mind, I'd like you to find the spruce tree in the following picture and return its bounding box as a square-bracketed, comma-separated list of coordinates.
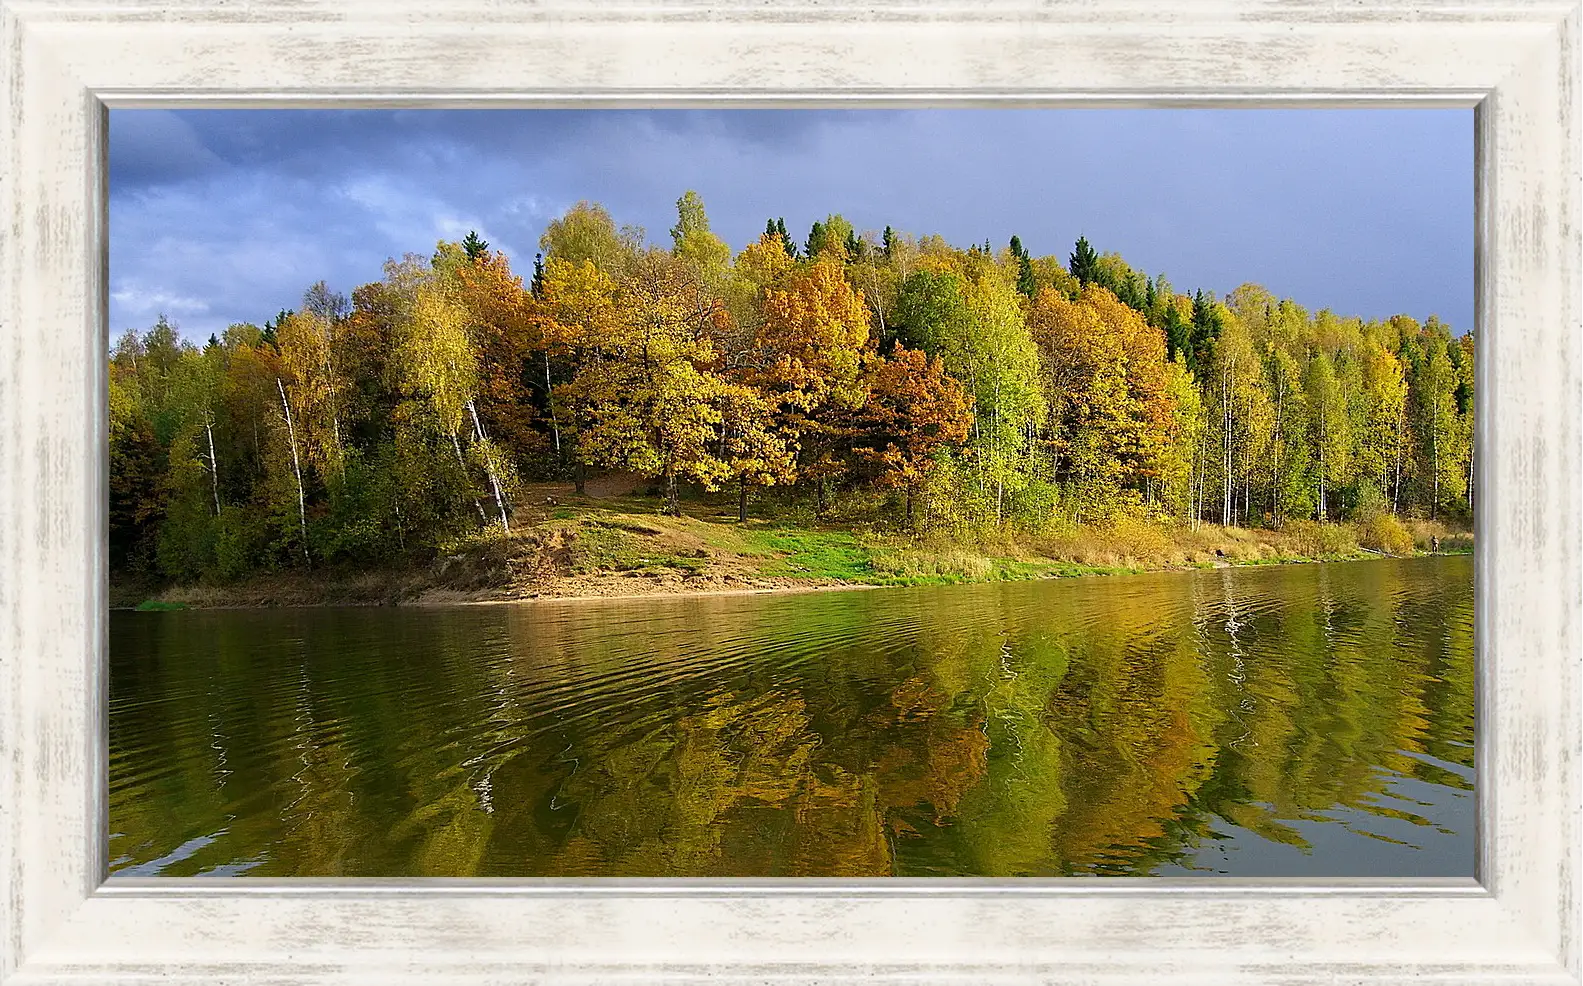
[260, 309, 292, 349]
[805, 221, 825, 259]
[1069, 236, 1100, 286]
[1009, 236, 1036, 296]
[1189, 289, 1224, 370]
[1163, 304, 1191, 367]
[882, 225, 896, 259]
[461, 230, 489, 261]
[1016, 255, 1037, 299]
[531, 253, 545, 298]
[1116, 276, 1144, 312]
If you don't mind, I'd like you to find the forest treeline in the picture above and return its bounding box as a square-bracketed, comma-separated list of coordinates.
[109, 192, 1475, 582]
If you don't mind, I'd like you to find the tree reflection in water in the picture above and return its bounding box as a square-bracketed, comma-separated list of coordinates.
[109, 555, 1474, 878]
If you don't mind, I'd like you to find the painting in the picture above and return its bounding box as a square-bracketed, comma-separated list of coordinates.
[106, 108, 1475, 879]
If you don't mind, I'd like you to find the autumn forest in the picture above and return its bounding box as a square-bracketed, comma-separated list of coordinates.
[108, 191, 1475, 587]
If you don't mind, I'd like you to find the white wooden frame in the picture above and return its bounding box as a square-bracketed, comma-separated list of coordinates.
[0, 1, 1576, 982]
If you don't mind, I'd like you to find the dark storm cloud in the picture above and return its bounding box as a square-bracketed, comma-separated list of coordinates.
[109, 108, 1471, 341]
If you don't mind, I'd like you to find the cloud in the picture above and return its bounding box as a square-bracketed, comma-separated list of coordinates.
[109, 282, 210, 319]
[109, 110, 229, 189]
[109, 108, 1474, 341]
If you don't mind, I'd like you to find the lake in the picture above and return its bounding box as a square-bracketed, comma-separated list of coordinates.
[108, 554, 1474, 878]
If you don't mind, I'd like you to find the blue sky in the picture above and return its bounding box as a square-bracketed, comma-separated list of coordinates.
[109, 108, 1472, 340]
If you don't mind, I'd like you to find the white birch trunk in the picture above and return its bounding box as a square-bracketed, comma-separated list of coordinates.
[1221, 369, 1232, 526]
[468, 399, 510, 532]
[1431, 418, 1440, 521]
[276, 377, 310, 564]
[1271, 381, 1283, 525]
[1317, 410, 1327, 522]
[1392, 409, 1405, 515]
[204, 418, 220, 517]
[544, 351, 561, 453]
[449, 430, 489, 525]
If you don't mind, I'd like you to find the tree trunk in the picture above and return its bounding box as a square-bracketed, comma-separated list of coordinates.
[468, 399, 510, 532]
[1318, 432, 1326, 522]
[543, 351, 561, 453]
[1431, 421, 1440, 521]
[738, 476, 749, 523]
[205, 418, 221, 517]
[450, 430, 488, 525]
[1242, 453, 1251, 528]
[1221, 370, 1232, 526]
[1392, 410, 1405, 515]
[992, 376, 1004, 524]
[665, 470, 680, 516]
[1271, 381, 1283, 526]
[905, 486, 915, 528]
[815, 475, 827, 517]
[276, 378, 310, 565]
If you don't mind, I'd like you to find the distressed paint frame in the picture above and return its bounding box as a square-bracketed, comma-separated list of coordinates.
[0, 1, 1578, 983]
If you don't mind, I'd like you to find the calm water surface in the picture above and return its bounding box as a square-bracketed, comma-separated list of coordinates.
[109, 555, 1474, 878]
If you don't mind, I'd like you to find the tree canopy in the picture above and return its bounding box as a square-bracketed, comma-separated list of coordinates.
[109, 193, 1473, 583]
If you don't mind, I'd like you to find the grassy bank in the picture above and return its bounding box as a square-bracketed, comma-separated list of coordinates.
[112, 484, 1472, 610]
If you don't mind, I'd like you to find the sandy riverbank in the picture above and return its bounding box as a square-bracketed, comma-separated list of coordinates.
[112, 500, 1470, 611]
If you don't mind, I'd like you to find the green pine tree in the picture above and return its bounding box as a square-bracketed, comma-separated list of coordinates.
[1069, 236, 1100, 286]
[260, 309, 292, 349]
[1189, 290, 1223, 371]
[805, 220, 825, 258]
[1010, 235, 1035, 296]
[461, 230, 489, 261]
[1163, 303, 1191, 366]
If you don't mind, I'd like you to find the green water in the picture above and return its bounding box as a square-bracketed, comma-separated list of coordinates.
[108, 555, 1474, 878]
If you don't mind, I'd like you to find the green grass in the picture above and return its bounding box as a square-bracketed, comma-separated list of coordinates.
[643, 554, 709, 574]
[524, 495, 1466, 593]
[743, 528, 875, 581]
[565, 520, 711, 575]
[566, 524, 644, 572]
[135, 599, 189, 611]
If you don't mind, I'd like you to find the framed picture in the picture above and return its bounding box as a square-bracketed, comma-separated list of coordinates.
[1, 0, 1576, 982]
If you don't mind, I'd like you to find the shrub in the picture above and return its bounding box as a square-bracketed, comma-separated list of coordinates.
[1356, 512, 1415, 556]
[211, 506, 272, 582]
[869, 547, 993, 582]
[1103, 515, 1173, 560]
[1402, 518, 1474, 553]
[1282, 519, 1358, 559]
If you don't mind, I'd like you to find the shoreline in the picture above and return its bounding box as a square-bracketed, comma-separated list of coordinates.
[113, 547, 1468, 612]
[450, 581, 883, 607]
